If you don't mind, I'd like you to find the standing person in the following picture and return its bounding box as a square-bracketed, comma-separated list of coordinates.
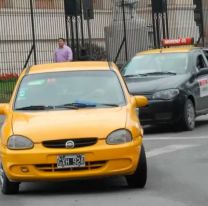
[54, 38, 73, 62]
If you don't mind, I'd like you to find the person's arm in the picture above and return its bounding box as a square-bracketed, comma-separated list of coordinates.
[67, 47, 73, 61]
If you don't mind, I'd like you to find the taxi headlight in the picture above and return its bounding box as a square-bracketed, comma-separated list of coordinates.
[7, 135, 34, 150]
[152, 89, 179, 100]
[106, 129, 132, 145]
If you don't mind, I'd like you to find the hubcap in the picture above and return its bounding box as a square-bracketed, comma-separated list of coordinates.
[187, 102, 195, 128]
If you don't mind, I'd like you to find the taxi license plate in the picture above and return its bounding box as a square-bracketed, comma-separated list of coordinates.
[57, 154, 85, 169]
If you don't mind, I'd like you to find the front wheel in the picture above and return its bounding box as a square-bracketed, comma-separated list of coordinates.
[179, 99, 195, 131]
[126, 145, 147, 188]
[0, 165, 19, 195]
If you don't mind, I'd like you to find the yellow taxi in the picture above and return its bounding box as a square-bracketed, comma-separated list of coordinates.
[0, 61, 148, 194]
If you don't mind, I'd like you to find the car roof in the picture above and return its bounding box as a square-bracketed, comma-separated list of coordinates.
[28, 61, 112, 74]
[137, 46, 200, 55]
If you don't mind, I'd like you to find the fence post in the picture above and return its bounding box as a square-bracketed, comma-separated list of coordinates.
[151, 9, 157, 48]
[80, 1, 85, 47]
[199, 0, 205, 46]
[75, 16, 80, 60]
[165, 10, 169, 39]
[65, 16, 70, 46]
[122, 0, 128, 62]
[29, 0, 37, 65]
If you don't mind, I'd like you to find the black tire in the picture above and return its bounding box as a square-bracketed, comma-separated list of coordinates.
[0, 165, 19, 195]
[126, 145, 147, 188]
[179, 99, 195, 131]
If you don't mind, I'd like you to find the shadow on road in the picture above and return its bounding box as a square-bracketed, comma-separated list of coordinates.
[195, 118, 208, 128]
[143, 125, 174, 135]
[19, 177, 139, 195]
[143, 116, 208, 135]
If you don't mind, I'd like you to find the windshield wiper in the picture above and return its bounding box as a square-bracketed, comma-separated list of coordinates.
[123, 74, 147, 78]
[141, 72, 177, 76]
[55, 102, 96, 109]
[56, 102, 120, 109]
[97, 103, 119, 107]
[15, 105, 54, 111]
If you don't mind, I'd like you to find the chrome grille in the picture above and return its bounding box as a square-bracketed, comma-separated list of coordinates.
[42, 138, 98, 149]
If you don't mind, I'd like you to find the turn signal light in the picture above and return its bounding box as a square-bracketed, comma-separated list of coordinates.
[21, 167, 29, 173]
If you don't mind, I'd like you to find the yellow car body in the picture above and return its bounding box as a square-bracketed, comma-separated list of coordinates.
[0, 62, 148, 193]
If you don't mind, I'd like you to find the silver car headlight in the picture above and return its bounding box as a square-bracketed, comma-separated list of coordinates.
[106, 129, 132, 145]
[7, 135, 34, 150]
[152, 89, 180, 100]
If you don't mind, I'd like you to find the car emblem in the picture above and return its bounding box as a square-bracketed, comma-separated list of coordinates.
[65, 140, 75, 149]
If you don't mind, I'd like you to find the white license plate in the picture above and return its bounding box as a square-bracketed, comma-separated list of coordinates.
[57, 154, 85, 169]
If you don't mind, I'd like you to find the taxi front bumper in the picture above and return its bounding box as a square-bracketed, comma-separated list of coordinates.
[0, 139, 142, 182]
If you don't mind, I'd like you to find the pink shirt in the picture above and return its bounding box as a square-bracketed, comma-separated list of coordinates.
[54, 45, 73, 62]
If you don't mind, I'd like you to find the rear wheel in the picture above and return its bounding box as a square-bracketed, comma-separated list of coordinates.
[0, 165, 19, 195]
[126, 145, 147, 188]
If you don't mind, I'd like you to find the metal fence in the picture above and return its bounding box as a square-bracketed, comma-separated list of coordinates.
[0, 0, 207, 102]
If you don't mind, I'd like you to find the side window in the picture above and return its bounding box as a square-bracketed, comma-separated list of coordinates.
[203, 50, 208, 62]
[196, 54, 206, 70]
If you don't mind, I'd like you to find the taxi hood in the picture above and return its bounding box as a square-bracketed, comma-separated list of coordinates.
[12, 107, 127, 143]
[125, 74, 190, 95]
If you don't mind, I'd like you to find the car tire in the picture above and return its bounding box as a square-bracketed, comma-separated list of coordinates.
[0, 165, 19, 195]
[179, 99, 195, 131]
[126, 144, 147, 188]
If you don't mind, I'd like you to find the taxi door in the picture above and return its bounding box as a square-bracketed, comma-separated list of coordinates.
[194, 50, 208, 113]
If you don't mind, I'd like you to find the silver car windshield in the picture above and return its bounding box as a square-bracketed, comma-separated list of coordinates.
[123, 53, 189, 76]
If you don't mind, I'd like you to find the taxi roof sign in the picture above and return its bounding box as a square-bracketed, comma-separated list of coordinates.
[162, 37, 194, 47]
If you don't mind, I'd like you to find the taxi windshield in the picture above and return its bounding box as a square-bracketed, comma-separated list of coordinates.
[14, 71, 126, 110]
[123, 53, 189, 76]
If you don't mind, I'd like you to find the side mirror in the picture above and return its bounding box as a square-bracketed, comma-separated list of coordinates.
[134, 96, 148, 108]
[197, 68, 208, 77]
[0, 103, 9, 115]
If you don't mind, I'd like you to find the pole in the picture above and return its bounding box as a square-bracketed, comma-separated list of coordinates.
[80, 1, 85, 47]
[114, 38, 125, 63]
[122, 0, 128, 62]
[87, 11, 92, 59]
[70, 17, 75, 56]
[29, 0, 37, 64]
[165, 11, 169, 39]
[75, 15, 80, 60]
[151, 0, 157, 48]
[23, 45, 34, 69]
[152, 15, 157, 48]
[65, 16, 70, 46]
[199, 0, 205, 46]
[156, 13, 161, 48]
[161, 12, 166, 39]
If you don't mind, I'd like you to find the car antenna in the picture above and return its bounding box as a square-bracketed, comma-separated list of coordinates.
[25, 66, 32, 75]
[108, 61, 113, 70]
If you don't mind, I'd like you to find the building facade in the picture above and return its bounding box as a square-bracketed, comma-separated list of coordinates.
[0, 0, 204, 71]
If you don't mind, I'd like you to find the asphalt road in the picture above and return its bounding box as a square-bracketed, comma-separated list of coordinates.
[0, 116, 208, 206]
